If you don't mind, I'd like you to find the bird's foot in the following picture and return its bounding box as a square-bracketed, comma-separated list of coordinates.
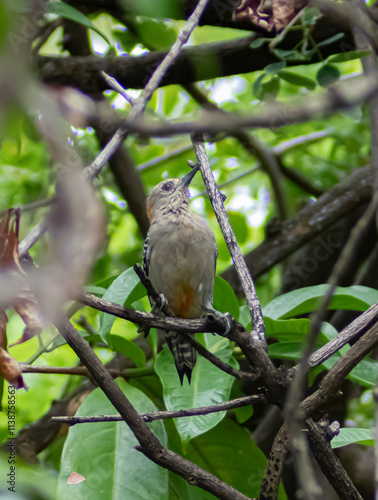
[151, 293, 168, 314]
[204, 307, 233, 336]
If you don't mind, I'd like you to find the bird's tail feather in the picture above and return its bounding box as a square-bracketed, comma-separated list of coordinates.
[165, 331, 197, 385]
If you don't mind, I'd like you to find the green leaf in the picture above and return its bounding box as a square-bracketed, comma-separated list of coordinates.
[250, 38, 269, 48]
[213, 276, 240, 321]
[317, 33, 345, 48]
[134, 17, 177, 51]
[348, 358, 378, 387]
[46, 2, 110, 45]
[186, 418, 266, 498]
[253, 74, 280, 101]
[327, 50, 371, 63]
[235, 404, 253, 424]
[269, 341, 308, 360]
[273, 48, 308, 61]
[265, 317, 311, 341]
[263, 285, 378, 320]
[155, 333, 238, 444]
[113, 28, 138, 53]
[99, 268, 146, 344]
[58, 380, 168, 500]
[107, 334, 146, 368]
[265, 62, 286, 74]
[84, 285, 107, 296]
[228, 212, 248, 244]
[302, 7, 321, 26]
[317, 64, 340, 87]
[331, 428, 374, 449]
[279, 70, 316, 90]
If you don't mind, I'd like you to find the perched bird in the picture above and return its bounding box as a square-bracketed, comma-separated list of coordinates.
[143, 165, 217, 384]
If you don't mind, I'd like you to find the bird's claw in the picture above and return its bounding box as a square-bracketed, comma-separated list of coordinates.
[204, 308, 232, 336]
[151, 293, 168, 314]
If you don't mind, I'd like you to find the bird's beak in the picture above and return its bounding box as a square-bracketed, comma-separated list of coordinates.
[179, 164, 200, 190]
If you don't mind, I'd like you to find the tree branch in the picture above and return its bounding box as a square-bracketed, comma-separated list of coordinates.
[51, 394, 265, 425]
[56, 316, 251, 500]
[222, 165, 373, 292]
[306, 419, 363, 500]
[191, 136, 266, 345]
[37, 19, 356, 93]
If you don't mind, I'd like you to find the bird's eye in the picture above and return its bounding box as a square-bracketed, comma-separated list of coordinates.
[162, 182, 173, 192]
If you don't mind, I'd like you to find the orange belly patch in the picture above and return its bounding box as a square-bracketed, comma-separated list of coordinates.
[169, 283, 196, 318]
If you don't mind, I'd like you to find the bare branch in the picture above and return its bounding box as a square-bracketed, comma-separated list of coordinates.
[306, 302, 378, 371]
[51, 394, 265, 425]
[191, 135, 266, 346]
[20, 363, 154, 378]
[97, 75, 378, 138]
[307, 419, 363, 500]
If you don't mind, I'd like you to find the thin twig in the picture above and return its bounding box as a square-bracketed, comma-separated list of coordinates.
[180, 331, 258, 381]
[137, 146, 192, 173]
[51, 394, 265, 425]
[106, 74, 378, 138]
[102, 71, 136, 105]
[20, 363, 154, 378]
[305, 302, 378, 372]
[191, 135, 267, 346]
[273, 131, 328, 155]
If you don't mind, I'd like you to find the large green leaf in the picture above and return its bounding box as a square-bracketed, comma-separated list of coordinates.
[107, 334, 146, 368]
[99, 268, 146, 343]
[331, 428, 374, 449]
[58, 380, 168, 500]
[348, 358, 378, 387]
[186, 418, 266, 499]
[46, 2, 110, 45]
[155, 333, 238, 444]
[263, 285, 378, 320]
[213, 276, 240, 321]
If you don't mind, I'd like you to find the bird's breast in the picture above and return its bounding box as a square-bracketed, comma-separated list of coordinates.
[147, 214, 215, 318]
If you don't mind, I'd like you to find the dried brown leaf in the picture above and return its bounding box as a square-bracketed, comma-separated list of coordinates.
[10, 296, 43, 347]
[0, 347, 27, 389]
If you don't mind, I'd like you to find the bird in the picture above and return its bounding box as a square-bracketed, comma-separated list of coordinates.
[143, 165, 218, 384]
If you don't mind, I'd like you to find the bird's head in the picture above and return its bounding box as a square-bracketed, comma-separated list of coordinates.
[146, 165, 200, 223]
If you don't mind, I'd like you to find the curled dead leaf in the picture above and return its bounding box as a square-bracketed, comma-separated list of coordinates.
[10, 295, 43, 347]
[0, 347, 27, 389]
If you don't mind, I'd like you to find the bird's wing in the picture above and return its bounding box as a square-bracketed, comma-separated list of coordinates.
[143, 229, 151, 277]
